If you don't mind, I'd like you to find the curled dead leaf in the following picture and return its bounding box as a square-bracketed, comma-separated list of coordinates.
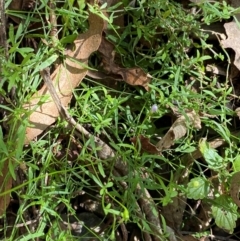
[24, 12, 104, 144]
[156, 110, 201, 151]
[98, 38, 151, 91]
[114, 67, 151, 91]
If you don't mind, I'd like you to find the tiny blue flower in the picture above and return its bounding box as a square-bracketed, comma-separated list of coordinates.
[151, 104, 158, 113]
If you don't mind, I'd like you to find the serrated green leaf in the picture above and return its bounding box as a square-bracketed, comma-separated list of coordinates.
[186, 177, 210, 199]
[199, 139, 224, 170]
[211, 196, 238, 234]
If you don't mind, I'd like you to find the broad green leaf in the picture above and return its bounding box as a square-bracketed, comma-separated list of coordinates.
[60, 34, 77, 44]
[233, 155, 240, 172]
[17, 47, 34, 58]
[211, 196, 238, 234]
[186, 177, 210, 199]
[100, 2, 107, 9]
[105, 182, 113, 188]
[122, 208, 129, 221]
[199, 139, 224, 170]
[15, 22, 24, 41]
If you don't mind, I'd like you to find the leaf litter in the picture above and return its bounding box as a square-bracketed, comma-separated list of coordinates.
[2, 0, 240, 241]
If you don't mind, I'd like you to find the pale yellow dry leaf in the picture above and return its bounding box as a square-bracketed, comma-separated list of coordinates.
[24, 12, 104, 144]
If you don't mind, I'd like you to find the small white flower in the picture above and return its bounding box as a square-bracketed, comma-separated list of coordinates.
[151, 104, 158, 113]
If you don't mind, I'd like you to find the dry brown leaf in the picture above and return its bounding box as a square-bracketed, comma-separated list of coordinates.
[235, 107, 240, 119]
[161, 195, 186, 231]
[0, 161, 12, 216]
[24, 12, 104, 144]
[130, 135, 160, 154]
[230, 171, 240, 207]
[221, 21, 240, 71]
[156, 110, 201, 151]
[113, 66, 151, 91]
[98, 38, 151, 91]
[98, 37, 115, 65]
